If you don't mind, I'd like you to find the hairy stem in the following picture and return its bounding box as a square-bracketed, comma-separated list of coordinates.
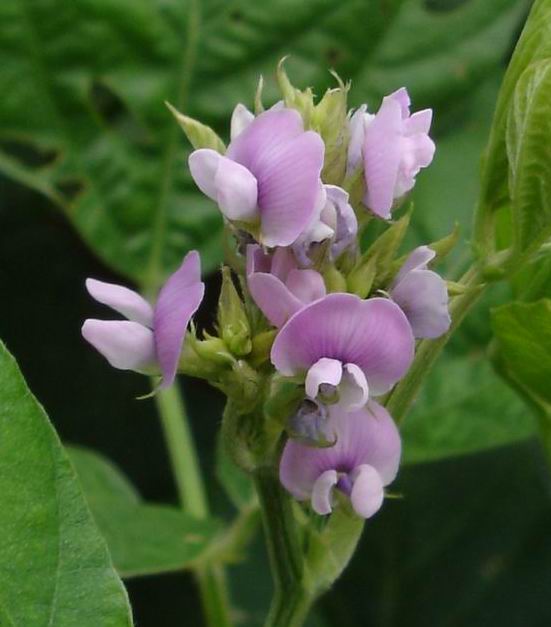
[254, 467, 314, 627]
[154, 383, 233, 627]
[386, 265, 485, 424]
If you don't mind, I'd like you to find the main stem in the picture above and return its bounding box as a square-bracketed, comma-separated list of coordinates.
[254, 467, 315, 627]
[154, 383, 233, 627]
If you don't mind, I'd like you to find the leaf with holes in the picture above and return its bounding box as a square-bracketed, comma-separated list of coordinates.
[69, 446, 222, 578]
[0, 340, 133, 626]
[0, 0, 526, 287]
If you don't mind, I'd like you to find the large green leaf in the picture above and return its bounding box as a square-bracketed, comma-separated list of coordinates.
[0, 341, 133, 626]
[401, 351, 536, 464]
[0, 0, 526, 286]
[68, 446, 222, 578]
[475, 0, 551, 254]
[491, 299, 551, 408]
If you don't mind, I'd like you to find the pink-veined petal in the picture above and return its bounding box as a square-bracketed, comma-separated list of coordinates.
[247, 272, 303, 328]
[285, 269, 326, 304]
[271, 294, 414, 395]
[154, 251, 205, 388]
[85, 279, 153, 327]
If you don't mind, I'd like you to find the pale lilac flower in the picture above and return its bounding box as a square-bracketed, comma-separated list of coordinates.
[271, 293, 414, 409]
[348, 88, 435, 219]
[280, 401, 401, 518]
[293, 185, 358, 267]
[82, 251, 204, 388]
[189, 106, 325, 247]
[246, 244, 326, 328]
[390, 246, 450, 339]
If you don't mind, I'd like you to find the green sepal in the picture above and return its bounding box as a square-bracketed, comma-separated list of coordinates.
[264, 374, 305, 427]
[166, 102, 226, 153]
[218, 266, 252, 358]
[254, 75, 265, 115]
[322, 265, 347, 293]
[310, 73, 350, 185]
[276, 57, 315, 126]
[249, 329, 278, 367]
[346, 254, 377, 299]
[303, 496, 364, 595]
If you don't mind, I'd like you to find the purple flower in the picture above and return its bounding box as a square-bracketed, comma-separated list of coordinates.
[292, 185, 358, 267]
[82, 251, 204, 387]
[280, 401, 401, 518]
[246, 244, 326, 328]
[271, 293, 414, 409]
[348, 88, 435, 219]
[390, 246, 450, 339]
[189, 106, 325, 247]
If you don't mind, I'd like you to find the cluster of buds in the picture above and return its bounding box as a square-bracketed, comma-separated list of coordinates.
[83, 63, 452, 520]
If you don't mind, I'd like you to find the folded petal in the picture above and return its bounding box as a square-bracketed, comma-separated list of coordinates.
[271, 294, 414, 395]
[227, 107, 305, 169]
[82, 319, 156, 372]
[214, 156, 259, 221]
[350, 464, 384, 518]
[363, 96, 403, 219]
[347, 105, 369, 175]
[285, 269, 326, 304]
[339, 363, 369, 410]
[230, 103, 255, 140]
[395, 245, 435, 282]
[305, 358, 343, 400]
[311, 470, 338, 515]
[247, 271, 303, 328]
[188, 148, 221, 200]
[85, 278, 153, 327]
[154, 251, 205, 387]
[256, 131, 326, 247]
[391, 269, 450, 339]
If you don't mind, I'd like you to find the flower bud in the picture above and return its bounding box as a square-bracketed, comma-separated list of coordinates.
[218, 267, 252, 357]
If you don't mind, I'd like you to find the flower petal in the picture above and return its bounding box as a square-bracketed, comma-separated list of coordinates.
[405, 109, 432, 135]
[363, 96, 403, 218]
[391, 269, 450, 339]
[279, 401, 401, 503]
[311, 470, 338, 515]
[285, 269, 326, 304]
[271, 294, 414, 395]
[339, 363, 369, 410]
[257, 131, 326, 247]
[85, 278, 153, 327]
[247, 272, 303, 328]
[154, 251, 205, 387]
[347, 105, 368, 175]
[82, 319, 156, 372]
[214, 156, 259, 221]
[188, 148, 221, 200]
[305, 358, 343, 400]
[230, 103, 255, 140]
[189, 150, 259, 222]
[350, 464, 384, 518]
[395, 245, 435, 282]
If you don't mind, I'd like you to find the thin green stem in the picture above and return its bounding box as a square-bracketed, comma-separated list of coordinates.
[254, 468, 314, 627]
[153, 383, 233, 627]
[154, 384, 208, 517]
[386, 265, 485, 425]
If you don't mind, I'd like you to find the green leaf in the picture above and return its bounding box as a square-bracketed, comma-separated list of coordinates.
[491, 299, 551, 408]
[0, 0, 525, 286]
[475, 0, 551, 254]
[505, 60, 551, 256]
[68, 446, 222, 578]
[401, 352, 536, 464]
[0, 340, 133, 626]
